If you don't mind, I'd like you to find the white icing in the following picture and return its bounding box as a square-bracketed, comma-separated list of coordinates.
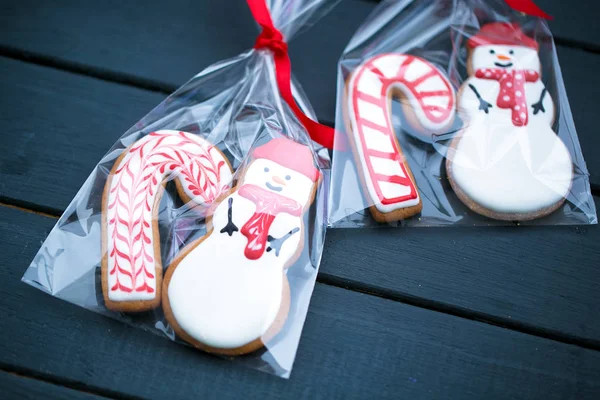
[458, 77, 554, 127]
[378, 181, 414, 199]
[243, 159, 314, 207]
[471, 45, 541, 74]
[422, 95, 450, 109]
[404, 58, 432, 82]
[451, 119, 572, 213]
[357, 98, 387, 127]
[370, 156, 407, 177]
[106, 130, 232, 302]
[362, 125, 396, 153]
[393, 76, 455, 132]
[357, 68, 384, 98]
[167, 159, 315, 349]
[415, 75, 447, 93]
[371, 54, 407, 77]
[451, 45, 572, 216]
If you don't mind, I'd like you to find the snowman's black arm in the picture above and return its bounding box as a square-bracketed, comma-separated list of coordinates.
[532, 88, 547, 115]
[468, 84, 493, 114]
[219, 197, 238, 236]
[267, 227, 300, 257]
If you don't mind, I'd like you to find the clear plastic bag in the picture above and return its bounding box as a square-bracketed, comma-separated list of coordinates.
[328, 0, 597, 227]
[22, 0, 335, 378]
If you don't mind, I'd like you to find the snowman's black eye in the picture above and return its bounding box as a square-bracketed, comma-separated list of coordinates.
[285, 175, 291, 180]
[509, 49, 514, 55]
[264, 167, 269, 172]
[490, 49, 496, 54]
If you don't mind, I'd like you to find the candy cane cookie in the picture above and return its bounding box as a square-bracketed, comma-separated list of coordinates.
[102, 130, 233, 312]
[347, 54, 455, 222]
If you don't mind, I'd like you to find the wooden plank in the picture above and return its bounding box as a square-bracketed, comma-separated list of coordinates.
[0, 1, 597, 121]
[2, 205, 600, 399]
[0, 0, 370, 125]
[0, 371, 106, 400]
[0, 56, 599, 346]
[537, 0, 600, 48]
[556, 45, 600, 189]
[322, 205, 600, 347]
[1, 4, 598, 185]
[0, 57, 166, 213]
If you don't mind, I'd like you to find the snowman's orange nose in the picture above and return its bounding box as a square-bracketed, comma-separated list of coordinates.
[497, 54, 511, 61]
[272, 176, 286, 185]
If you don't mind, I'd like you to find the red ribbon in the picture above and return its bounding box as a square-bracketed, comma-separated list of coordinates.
[246, 0, 337, 150]
[246, 0, 551, 150]
[504, 0, 552, 19]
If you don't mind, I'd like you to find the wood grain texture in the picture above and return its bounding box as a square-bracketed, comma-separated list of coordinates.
[0, 0, 369, 126]
[0, 57, 165, 213]
[1, 2, 599, 187]
[321, 206, 600, 347]
[536, 0, 600, 48]
[0, 372, 107, 400]
[556, 46, 600, 189]
[2, 205, 600, 399]
[0, 1, 597, 119]
[0, 56, 599, 346]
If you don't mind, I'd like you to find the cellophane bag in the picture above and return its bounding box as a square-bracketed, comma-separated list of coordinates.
[328, 0, 597, 227]
[22, 0, 336, 378]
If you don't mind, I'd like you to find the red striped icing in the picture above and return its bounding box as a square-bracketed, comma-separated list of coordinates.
[349, 54, 455, 209]
[105, 130, 231, 300]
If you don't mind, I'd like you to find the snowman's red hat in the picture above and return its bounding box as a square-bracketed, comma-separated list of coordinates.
[468, 22, 538, 51]
[252, 137, 320, 182]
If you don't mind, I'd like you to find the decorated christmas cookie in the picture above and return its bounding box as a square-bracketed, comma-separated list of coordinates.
[447, 22, 573, 220]
[102, 130, 233, 312]
[347, 53, 455, 222]
[162, 137, 320, 355]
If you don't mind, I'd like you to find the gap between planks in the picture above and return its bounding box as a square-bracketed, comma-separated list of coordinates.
[0, 46, 596, 197]
[0, 44, 176, 95]
[1, 199, 599, 353]
[1, 32, 599, 107]
[0, 364, 131, 400]
[0, 45, 338, 131]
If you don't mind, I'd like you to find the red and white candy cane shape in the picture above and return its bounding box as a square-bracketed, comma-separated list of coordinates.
[102, 130, 233, 311]
[348, 53, 455, 221]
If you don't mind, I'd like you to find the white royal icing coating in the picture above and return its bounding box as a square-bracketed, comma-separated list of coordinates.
[471, 45, 540, 75]
[357, 98, 387, 127]
[404, 58, 432, 82]
[451, 44, 572, 215]
[167, 157, 316, 349]
[348, 53, 456, 214]
[105, 130, 232, 302]
[362, 125, 396, 153]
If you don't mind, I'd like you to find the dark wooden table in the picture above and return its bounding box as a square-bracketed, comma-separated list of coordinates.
[1, 1, 600, 398]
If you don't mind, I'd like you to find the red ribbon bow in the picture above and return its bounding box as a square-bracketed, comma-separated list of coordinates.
[246, 0, 337, 150]
[505, 0, 552, 19]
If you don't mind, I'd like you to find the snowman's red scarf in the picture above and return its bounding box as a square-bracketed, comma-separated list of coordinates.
[238, 184, 302, 260]
[475, 68, 539, 126]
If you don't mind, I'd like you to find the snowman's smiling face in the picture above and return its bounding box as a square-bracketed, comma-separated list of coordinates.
[244, 158, 315, 207]
[472, 44, 540, 73]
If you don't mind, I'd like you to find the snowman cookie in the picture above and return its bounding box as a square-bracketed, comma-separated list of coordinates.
[347, 53, 456, 222]
[162, 137, 320, 355]
[447, 22, 573, 220]
[102, 130, 233, 312]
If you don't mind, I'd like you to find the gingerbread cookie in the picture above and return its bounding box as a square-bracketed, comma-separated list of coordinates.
[162, 137, 320, 355]
[346, 53, 456, 222]
[102, 130, 233, 312]
[447, 22, 573, 220]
